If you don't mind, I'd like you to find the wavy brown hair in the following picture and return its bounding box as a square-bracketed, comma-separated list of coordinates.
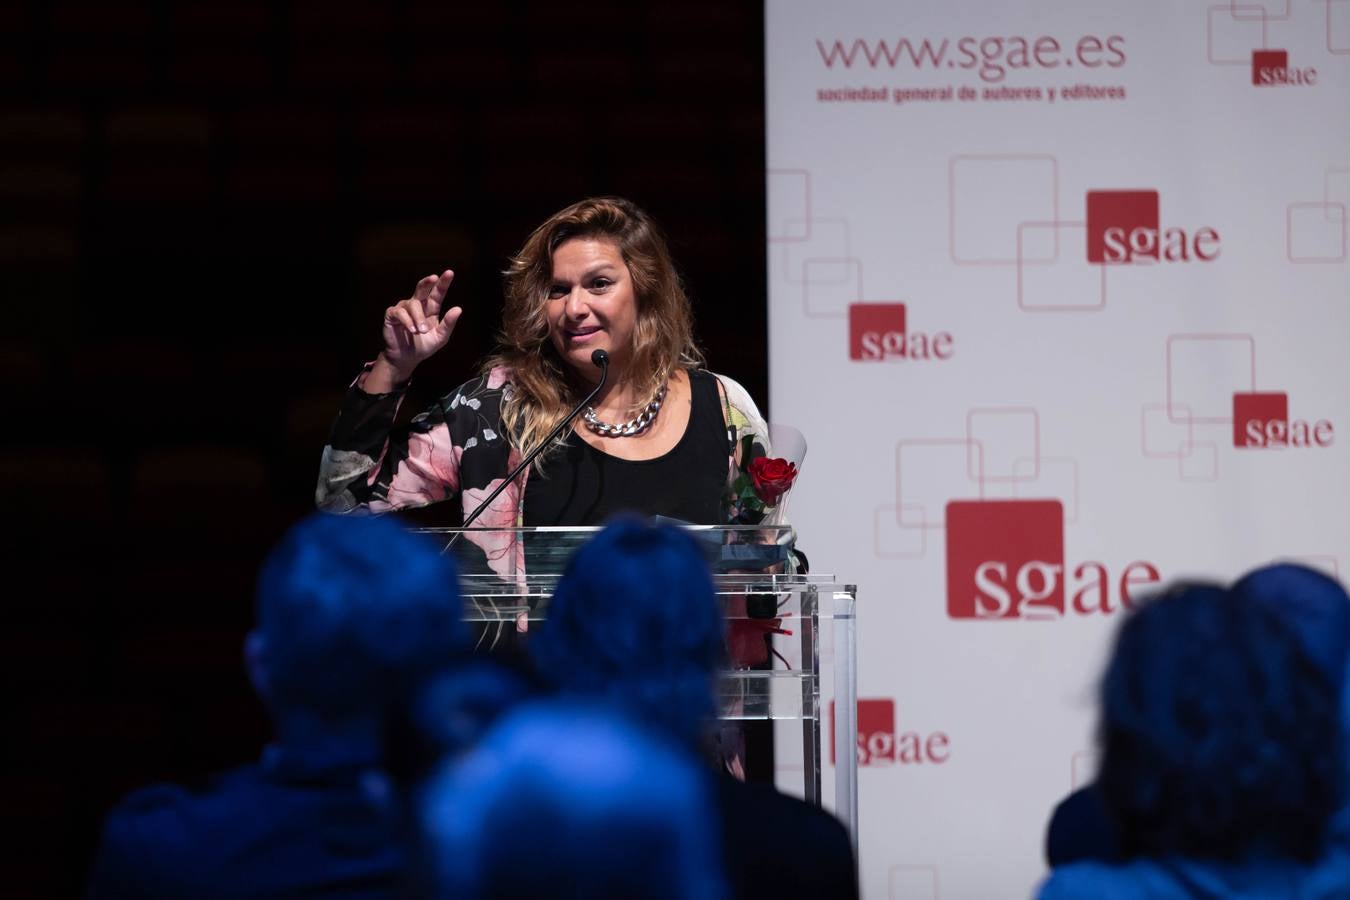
[484, 197, 705, 461]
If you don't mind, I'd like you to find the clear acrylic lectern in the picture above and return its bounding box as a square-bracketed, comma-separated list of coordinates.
[415, 524, 859, 842]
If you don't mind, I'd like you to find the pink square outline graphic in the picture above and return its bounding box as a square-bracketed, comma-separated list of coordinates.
[801, 256, 859, 320]
[1017, 220, 1107, 311]
[875, 504, 928, 559]
[1012, 456, 1079, 524]
[1166, 334, 1257, 425]
[781, 218, 851, 284]
[801, 257, 855, 285]
[1179, 441, 1220, 482]
[1329, 0, 1350, 54]
[1207, 5, 1269, 65]
[949, 154, 1059, 265]
[1142, 403, 1197, 457]
[767, 169, 811, 242]
[1287, 202, 1347, 263]
[966, 407, 1041, 482]
[1229, 0, 1289, 20]
[896, 439, 986, 530]
[889, 865, 941, 900]
[1326, 169, 1350, 221]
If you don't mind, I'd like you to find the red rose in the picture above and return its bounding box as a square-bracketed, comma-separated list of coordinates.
[747, 456, 797, 506]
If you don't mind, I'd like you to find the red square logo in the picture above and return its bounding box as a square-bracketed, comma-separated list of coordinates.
[1086, 190, 1160, 263]
[1234, 392, 1289, 447]
[848, 303, 906, 361]
[830, 698, 896, 766]
[1252, 49, 1288, 86]
[946, 500, 1065, 619]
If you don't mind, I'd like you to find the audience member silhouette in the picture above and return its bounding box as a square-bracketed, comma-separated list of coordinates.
[87, 513, 466, 899]
[417, 701, 728, 900]
[1043, 781, 1120, 869]
[1039, 573, 1350, 898]
[528, 519, 859, 900]
[383, 652, 542, 789]
[1232, 562, 1350, 892]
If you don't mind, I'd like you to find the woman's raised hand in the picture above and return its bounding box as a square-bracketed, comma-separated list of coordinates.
[366, 270, 462, 392]
[382, 269, 461, 370]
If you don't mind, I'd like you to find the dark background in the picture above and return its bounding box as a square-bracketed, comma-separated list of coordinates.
[2, 2, 768, 895]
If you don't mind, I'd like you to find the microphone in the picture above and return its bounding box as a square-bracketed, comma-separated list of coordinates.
[447, 349, 609, 547]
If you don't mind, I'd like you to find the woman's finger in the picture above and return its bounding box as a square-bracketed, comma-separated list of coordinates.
[426, 269, 455, 316]
[412, 273, 437, 304]
[403, 297, 428, 334]
[388, 305, 419, 336]
[437, 305, 463, 337]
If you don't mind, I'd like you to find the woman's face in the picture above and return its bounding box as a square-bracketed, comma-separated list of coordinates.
[545, 237, 638, 380]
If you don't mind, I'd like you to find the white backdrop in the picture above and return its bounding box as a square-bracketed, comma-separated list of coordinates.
[765, 1, 1350, 896]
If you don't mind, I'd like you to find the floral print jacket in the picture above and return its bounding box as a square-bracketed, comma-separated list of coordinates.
[316, 364, 778, 573]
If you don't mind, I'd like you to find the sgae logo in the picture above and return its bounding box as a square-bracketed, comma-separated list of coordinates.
[848, 302, 954, 362]
[945, 499, 1161, 619]
[830, 699, 950, 766]
[1086, 190, 1220, 264]
[1252, 50, 1317, 87]
[1233, 392, 1335, 448]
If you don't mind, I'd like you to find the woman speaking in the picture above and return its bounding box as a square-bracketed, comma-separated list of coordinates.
[316, 197, 779, 552]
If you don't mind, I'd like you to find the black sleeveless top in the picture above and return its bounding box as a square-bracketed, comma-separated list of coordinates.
[522, 369, 729, 526]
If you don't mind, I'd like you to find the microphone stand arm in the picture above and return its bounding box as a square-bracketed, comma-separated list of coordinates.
[443, 354, 609, 552]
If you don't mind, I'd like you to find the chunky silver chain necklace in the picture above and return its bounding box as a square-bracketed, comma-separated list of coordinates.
[583, 385, 667, 437]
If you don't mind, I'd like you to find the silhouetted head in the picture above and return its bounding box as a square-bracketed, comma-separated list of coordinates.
[384, 654, 542, 787]
[1097, 579, 1348, 862]
[248, 513, 465, 731]
[528, 519, 726, 748]
[1231, 562, 1350, 691]
[418, 700, 727, 900]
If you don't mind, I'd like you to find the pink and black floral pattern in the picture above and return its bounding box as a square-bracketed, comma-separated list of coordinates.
[316, 364, 777, 575]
